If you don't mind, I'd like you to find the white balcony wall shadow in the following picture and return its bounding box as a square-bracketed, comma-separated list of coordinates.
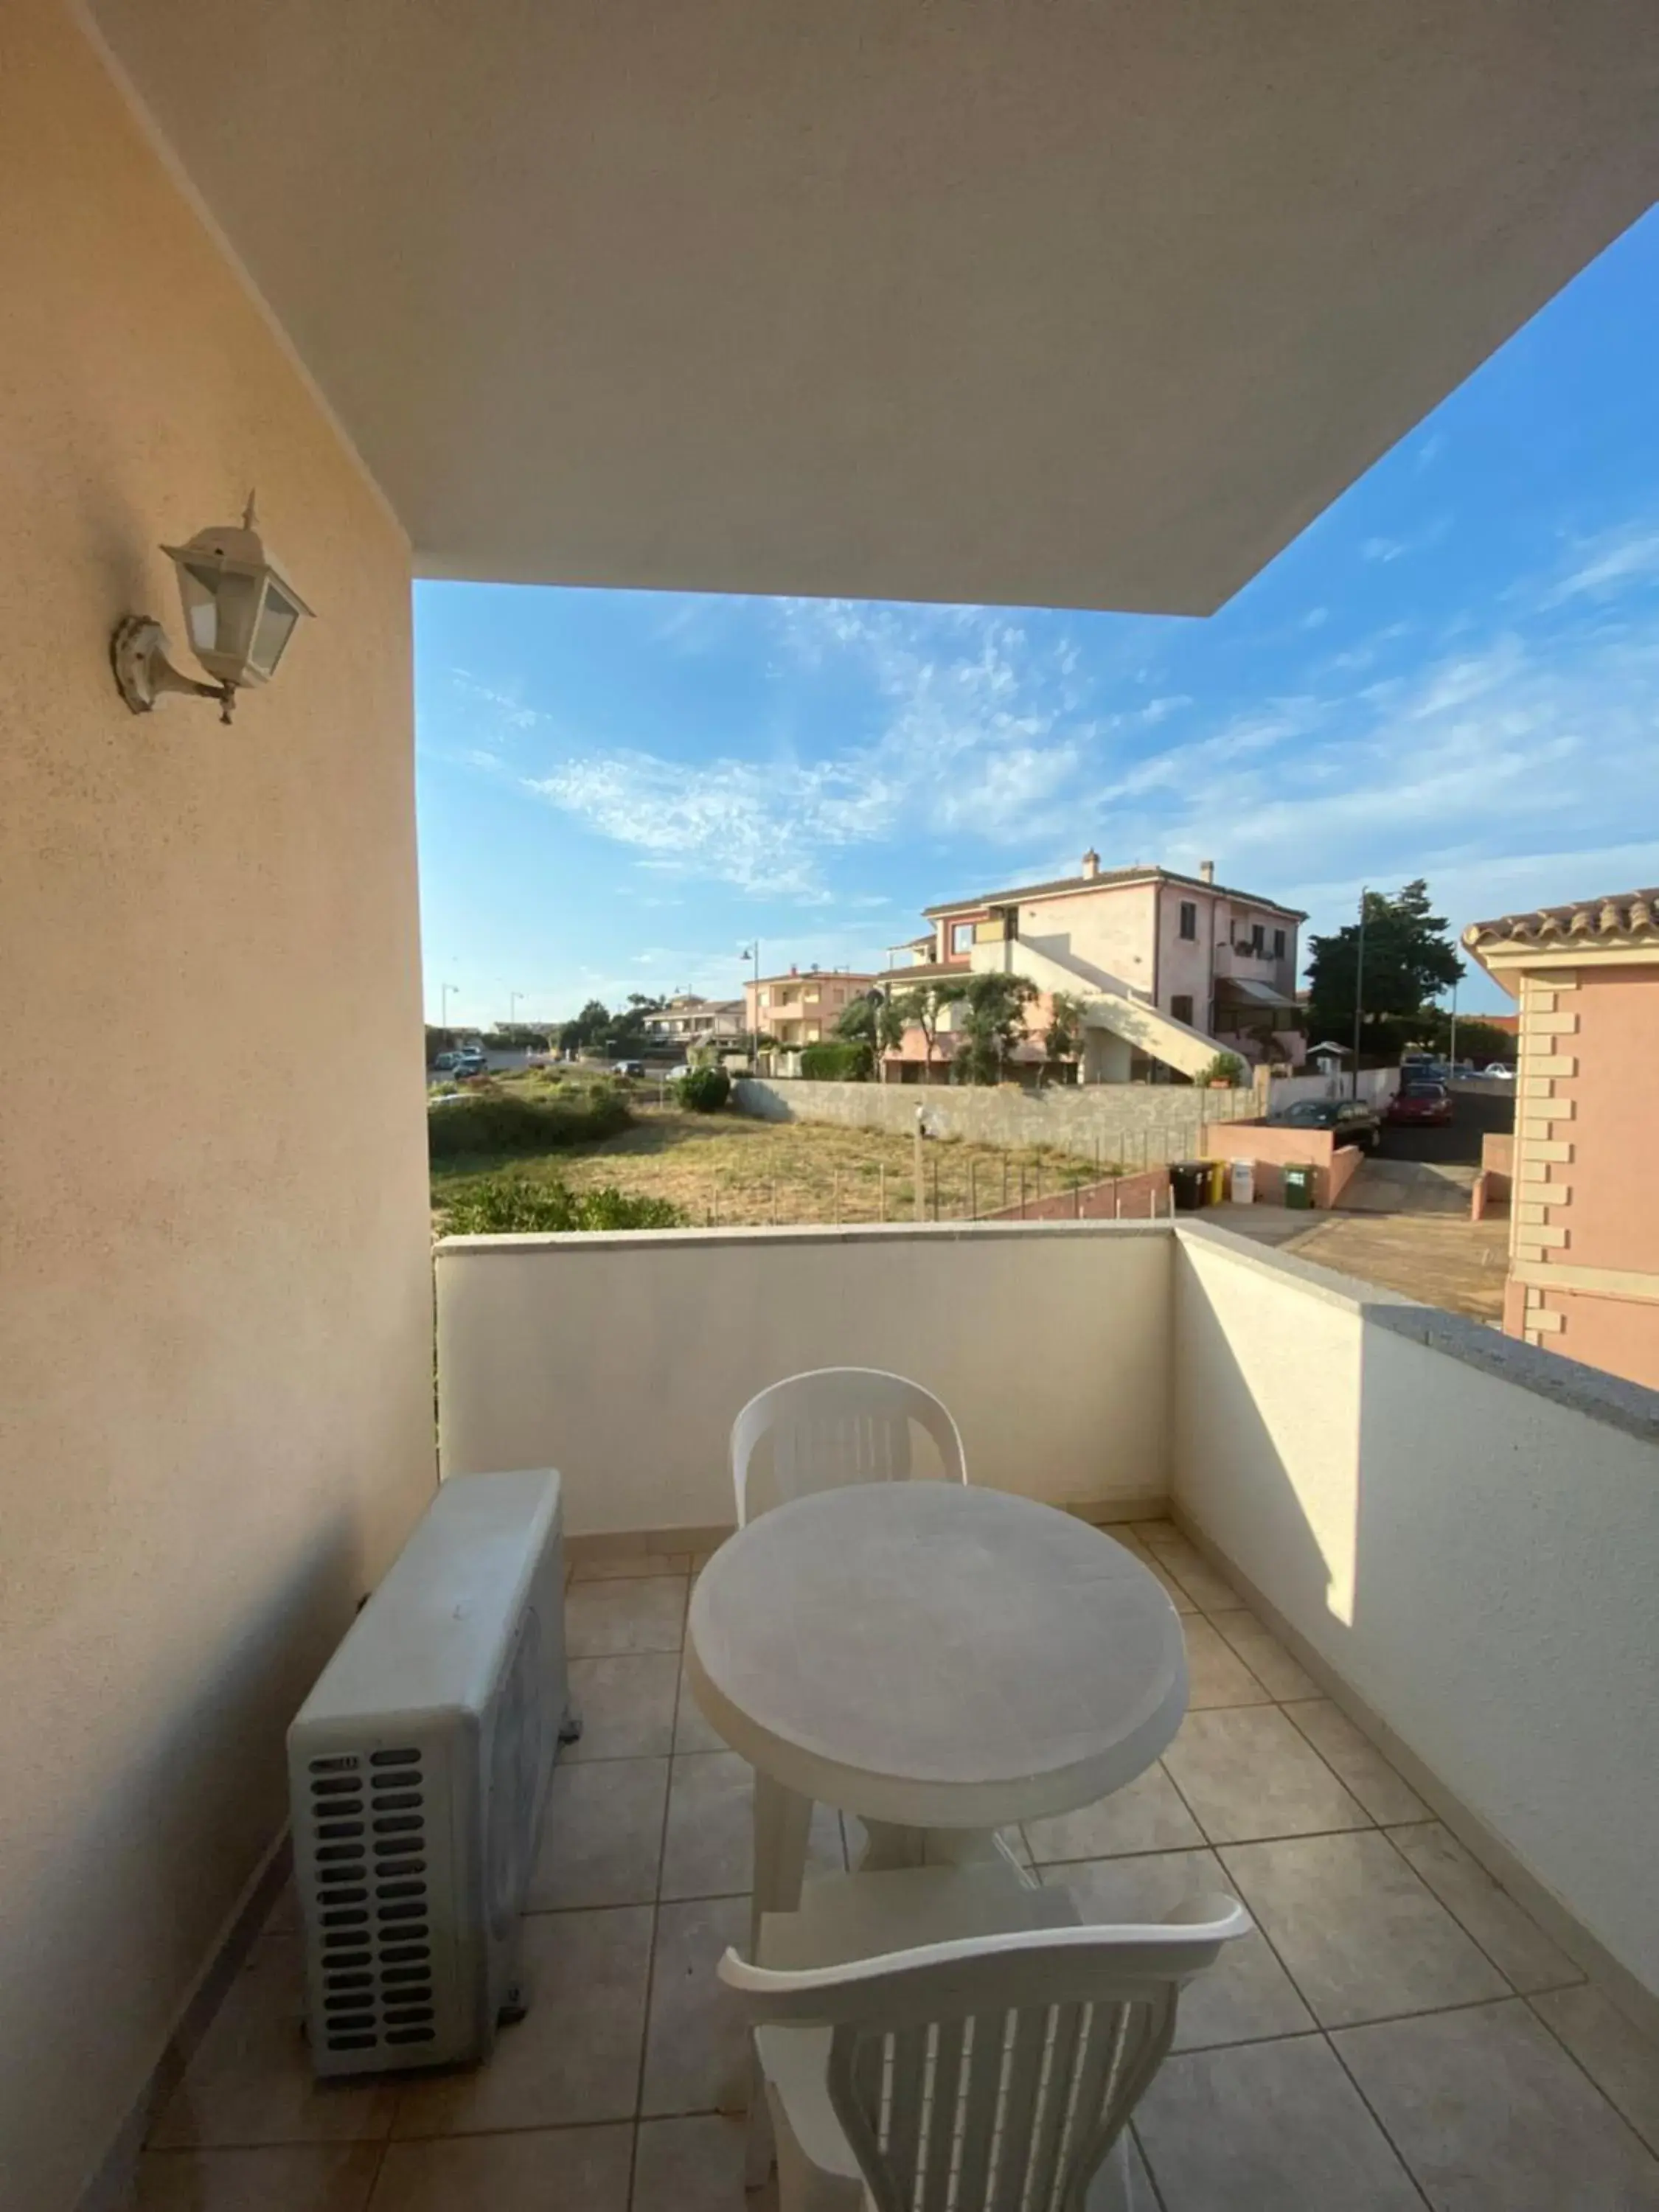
[436, 1222, 1173, 1537]
[1172, 1222, 1659, 2016]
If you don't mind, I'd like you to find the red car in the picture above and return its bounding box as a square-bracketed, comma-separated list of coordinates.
[1386, 1080, 1453, 1128]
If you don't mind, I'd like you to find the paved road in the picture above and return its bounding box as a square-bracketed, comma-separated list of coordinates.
[1271, 1085, 1517, 1319]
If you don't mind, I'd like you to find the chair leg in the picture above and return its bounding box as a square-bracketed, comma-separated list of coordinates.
[743, 2053, 776, 2189]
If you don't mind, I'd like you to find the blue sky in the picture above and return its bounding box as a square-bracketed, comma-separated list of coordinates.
[416, 210, 1659, 1028]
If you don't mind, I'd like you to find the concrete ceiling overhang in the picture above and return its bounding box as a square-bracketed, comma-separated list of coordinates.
[86, 1, 1659, 613]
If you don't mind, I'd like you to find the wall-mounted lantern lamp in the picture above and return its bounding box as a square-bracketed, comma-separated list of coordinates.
[111, 495, 313, 725]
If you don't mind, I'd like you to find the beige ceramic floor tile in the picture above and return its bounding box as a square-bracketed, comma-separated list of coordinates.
[1335, 1999, 1659, 2210]
[1135, 2034, 1422, 2210]
[673, 1663, 728, 1756]
[1137, 1551, 1200, 1615]
[571, 1552, 691, 1581]
[661, 1753, 754, 1899]
[1208, 1609, 1321, 1702]
[1531, 1983, 1659, 2155]
[564, 1576, 687, 1658]
[1052, 1848, 1313, 2052]
[136, 2144, 383, 2211]
[391, 1907, 651, 2137]
[1136, 1531, 1239, 1613]
[1221, 1831, 1509, 2028]
[660, 1755, 840, 1899]
[1387, 1822, 1582, 1996]
[1181, 1617, 1272, 1708]
[565, 1655, 681, 1763]
[1161, 1705, 1370, 1846]
[148, 1938, 398, 2149]
[1284, 1701, 1427, 1826]
[369, 2123, 633, 2210]
[642, 1894, 753, 2117]
[528, 1758, 669, 1910]
[1025, 1766, 1205, 1863]
[633, 2114, 779, 2211]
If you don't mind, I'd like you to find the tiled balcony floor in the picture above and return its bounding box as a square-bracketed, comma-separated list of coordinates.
[139, 1524, 1659, 2210]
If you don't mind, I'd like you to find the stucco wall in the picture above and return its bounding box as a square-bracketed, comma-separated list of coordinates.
[734, 1076, 1255, 1162]
[1019, 880, 1158, 998]
[1172, 1228, 1659, 2004]
[0, 9, 434, 2205]
[436, 1224, 1175, 1534]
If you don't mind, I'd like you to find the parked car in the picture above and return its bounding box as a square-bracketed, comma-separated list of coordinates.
[612, 1059, 647, 1079]
[1483, 1062, 1515, 1078]
[1386, 1080, 1454, 1128]
[1264, 1097, 1381, 1148]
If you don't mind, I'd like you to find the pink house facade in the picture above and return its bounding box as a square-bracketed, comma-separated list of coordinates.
[884, 852, 1305, 1082]
[1467, 891, 1659, 1391]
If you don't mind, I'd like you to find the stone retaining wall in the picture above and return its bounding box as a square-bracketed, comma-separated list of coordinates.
[733, 1075, 1256, 1165]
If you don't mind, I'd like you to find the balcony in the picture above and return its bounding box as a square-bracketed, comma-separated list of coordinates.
[136, 1220, 1659, 2206]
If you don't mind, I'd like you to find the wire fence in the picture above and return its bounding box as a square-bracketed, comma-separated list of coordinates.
[675, 1148, 1175, 1230]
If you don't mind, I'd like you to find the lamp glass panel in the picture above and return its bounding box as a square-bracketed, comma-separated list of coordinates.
[198, 568, 261, 680]
[249, 582, 302, 679]
[180, 560, 221, 655]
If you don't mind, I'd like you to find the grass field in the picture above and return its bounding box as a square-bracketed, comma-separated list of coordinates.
[431, 1084, 1119, 1230]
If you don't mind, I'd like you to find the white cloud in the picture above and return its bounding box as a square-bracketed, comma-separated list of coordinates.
[1540, 526, 1659, 608]
[1361, 538, 1405, 563]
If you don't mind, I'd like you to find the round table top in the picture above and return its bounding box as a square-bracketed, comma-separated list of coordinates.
[684, 1483, 1189, 1829]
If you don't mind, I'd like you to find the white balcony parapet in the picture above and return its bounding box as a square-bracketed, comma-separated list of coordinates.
[435, 1214, 1659, 2031]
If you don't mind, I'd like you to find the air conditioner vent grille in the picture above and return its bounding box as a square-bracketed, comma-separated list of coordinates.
[305, 1748, 431, 2055]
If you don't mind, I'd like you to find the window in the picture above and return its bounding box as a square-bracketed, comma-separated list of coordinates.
[950, 921, 975, 955]
[1273, 928, 1286, 959]
[1251, 923, 1265, 954]
[758, 990, 770, 1009]
[1178, 900, 1197, 942]
[1171, 993, 1194, 1025]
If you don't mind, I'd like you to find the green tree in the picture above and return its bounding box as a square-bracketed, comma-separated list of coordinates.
[889, 981, 955, 1080]
[557, 998, 612, 1054]
[1043, 991, 1086, 1077]
[1306, 880, 1464, 1061]
[836, 987, 910, 1082]
[949, 972, 1037, 1085]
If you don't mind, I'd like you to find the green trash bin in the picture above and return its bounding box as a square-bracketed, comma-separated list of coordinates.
[1283, 1161, 1316, 1210]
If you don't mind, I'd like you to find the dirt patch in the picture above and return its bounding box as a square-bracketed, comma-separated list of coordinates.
[431, 1102, 1122, 1228]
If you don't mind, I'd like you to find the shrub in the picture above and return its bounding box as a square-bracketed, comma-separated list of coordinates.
[441, 1172, 684, 1234]
[675, 1065, 731, 1113]
[1196, 1051, 1248, 1088]
[800, 1039, 872, 1082]
[427, 1084, 632, 1159]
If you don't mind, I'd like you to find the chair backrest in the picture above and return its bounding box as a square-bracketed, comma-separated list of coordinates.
[720, 1897, 1249, 2212]
[730, 1366, 967, 1527]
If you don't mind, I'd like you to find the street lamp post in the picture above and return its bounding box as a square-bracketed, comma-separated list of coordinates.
[1351, 887, 1367, 1100]
[440, 981, 458, 1030]
[509, 990, 524, 1026]
[740, 940, 761, 1065]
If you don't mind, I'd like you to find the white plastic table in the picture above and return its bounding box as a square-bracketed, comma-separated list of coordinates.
[684, 1481, 1189, 1937]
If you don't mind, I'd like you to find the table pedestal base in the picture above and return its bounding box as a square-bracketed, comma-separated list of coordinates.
[857, 1818, 1039, 1889]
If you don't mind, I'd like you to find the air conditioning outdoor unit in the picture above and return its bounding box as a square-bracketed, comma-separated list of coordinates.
[288, 1467, 577, 2078]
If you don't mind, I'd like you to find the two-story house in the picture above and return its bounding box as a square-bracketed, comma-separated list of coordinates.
[639, 995, 747, 1053]
[742, 967, 881, 1051]
[901, 852, 1305, 1081]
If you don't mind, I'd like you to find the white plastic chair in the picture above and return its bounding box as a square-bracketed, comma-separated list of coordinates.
[720, 1863, 1248, 2211]
[731, 1366, 967, 1528]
